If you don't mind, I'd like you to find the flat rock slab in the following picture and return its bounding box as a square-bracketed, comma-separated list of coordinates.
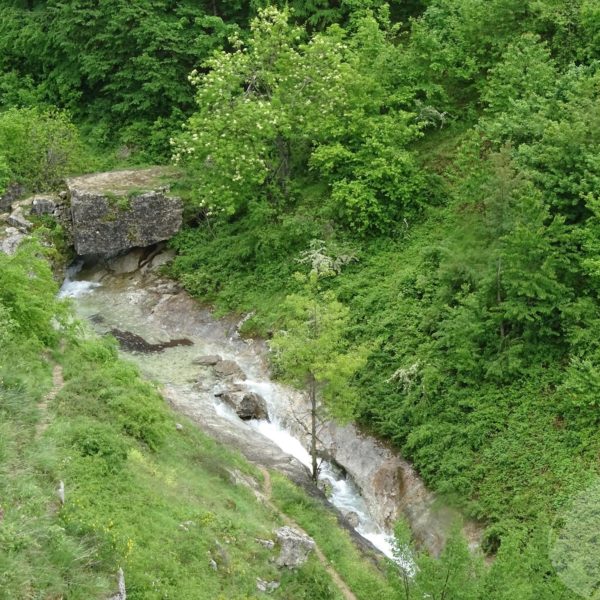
[68, 167, 179, 195]
[67, 167, 183, 256]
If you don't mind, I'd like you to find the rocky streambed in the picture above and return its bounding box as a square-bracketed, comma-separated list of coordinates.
[60, 246, 481, 562]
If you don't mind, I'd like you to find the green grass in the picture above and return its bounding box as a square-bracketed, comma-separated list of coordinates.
[0, 330, 353, 599]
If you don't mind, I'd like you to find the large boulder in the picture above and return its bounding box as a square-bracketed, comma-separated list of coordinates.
[67, 168, 182, 256]
[275, 527, 315, 569]
[221, 391, 269, 421]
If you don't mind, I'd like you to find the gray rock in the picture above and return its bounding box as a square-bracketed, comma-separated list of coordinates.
[8, 207, 32, 231]
[213, 359, 246, 380]
[192, 354, 222, 366]
[345, 511, 360, 528]
[256, 578, 280, 593]
[147, 248, 176, 270]
[209, 558, 218, 571]
[226, 468, 260, 491]
[107, 249, 144, 274]
[221, 391, 268, 421]
[275, 526, 315, 569]
[255, 538, 275, 550]
[67, 168, 182, 256]
[0, 183, 24, 212]
[30, 196, 58, 216]
[0, 227, 25, 255]
[175, 423, 183, 431]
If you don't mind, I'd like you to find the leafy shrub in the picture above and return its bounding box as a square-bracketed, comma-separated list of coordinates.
[60, 341, 169, 451]
[0, 107, 83, 192]
[69, 420, 129, 473]
[0, 240, 66, 347]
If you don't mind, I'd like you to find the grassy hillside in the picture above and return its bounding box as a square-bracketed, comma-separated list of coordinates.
[0, 242, 402, 599]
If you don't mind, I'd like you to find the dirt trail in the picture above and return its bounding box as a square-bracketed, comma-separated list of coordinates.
[36, 363, 64, 438]
[258, 466, 358, 600]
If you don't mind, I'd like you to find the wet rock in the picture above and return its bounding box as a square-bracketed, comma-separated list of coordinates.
[109, 328, 193, 353]
[192, 354, 222, 366]
[275, 526, 315, 569]
[345, 511, 360, 528]
[221, 391, 268, 421]
[107, 249, 144, 274]
[67, 168, 182, 256]
[147, 281, 180, 295]
[256, 578, 280, 593]
[213, 359, 246, 380]
[213, 383, 244, 397]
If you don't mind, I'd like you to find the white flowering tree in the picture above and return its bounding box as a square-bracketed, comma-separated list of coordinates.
[174, 7, 424, 233]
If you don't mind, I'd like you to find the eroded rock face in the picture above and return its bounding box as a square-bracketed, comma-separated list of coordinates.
[7, 207, 32, 231]
[31, 196, 58, 217]
[318, 421, 479, 555]
[67, 168, 182, 256]
[275, 527, 315, 569]
[0, 183, 24, 213]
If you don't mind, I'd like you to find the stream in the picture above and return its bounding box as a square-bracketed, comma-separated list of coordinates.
[59, 256, 412, 569]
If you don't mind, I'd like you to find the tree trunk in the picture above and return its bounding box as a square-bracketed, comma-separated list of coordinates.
[309, 371, 318, 482]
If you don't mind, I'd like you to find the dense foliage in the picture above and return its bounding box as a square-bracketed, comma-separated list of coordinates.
[0, 107, 85, 194]
[3, 0, 600, 597]
[166, 3, 600, 596]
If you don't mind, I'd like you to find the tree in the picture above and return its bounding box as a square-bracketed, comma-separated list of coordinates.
[270, 242, 367, 480]
[175, 6, 425, 234]
[0, 107, 84, 192]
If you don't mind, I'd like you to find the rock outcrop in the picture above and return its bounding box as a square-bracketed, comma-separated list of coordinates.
[67, 168, 182, 256]
[275, 526, 315, 569]
[0, 184, 24, 213]
[0, 227, 25, 255]
[7, 206, 32, 231]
